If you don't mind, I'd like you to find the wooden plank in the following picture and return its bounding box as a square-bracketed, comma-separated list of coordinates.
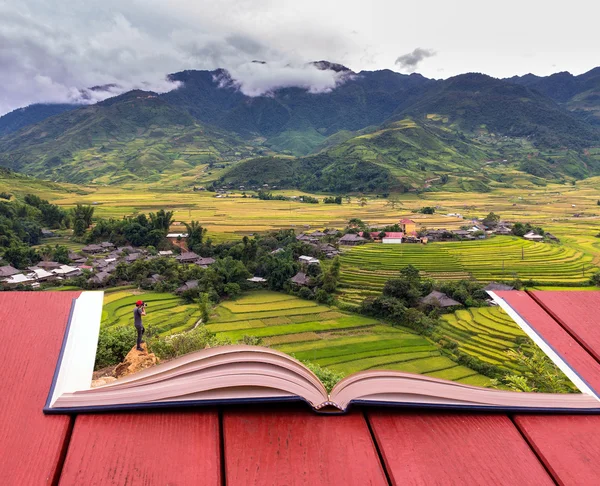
[368, 412, 553, 485]
[514, 415, 600, 485]
[223, 409, 387, 485]
[530, 291, 600, 363]
[59, 411, 221, 485]
[496, 290, 600, 394]
[0, 291, 79, 485]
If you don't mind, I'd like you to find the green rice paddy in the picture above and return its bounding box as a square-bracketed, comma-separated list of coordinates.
[206, 290, 492, 385]
[338, 236, 596, 305]
[440, 306, 532, 370]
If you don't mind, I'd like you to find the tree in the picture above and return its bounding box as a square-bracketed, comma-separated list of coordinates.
[482, 212, 501, 228]
[385, 195, 403, 210]
[322, 256, 341, 293]
[418, 206, 435, 214]
[2, 243, 40, 269]
[358, 197, 368, 207]
[347, 218, 367, 230]
[72, 204, 94, 228]
[149, 209, 174, 232]
[198, 293, 211, 323]
[184, 221, 207, 253]
[73, 218, 87, 237]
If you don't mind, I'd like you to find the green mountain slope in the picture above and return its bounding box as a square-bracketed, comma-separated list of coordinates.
[163, 67, 433, 155]
[397, 73, 600, 149]
[220, 118, 497, 193]
[0, 103, 79, 137]
[0, 91, 262, 184]
[219, 115, 600, 193]
[508, 67, 600, 127]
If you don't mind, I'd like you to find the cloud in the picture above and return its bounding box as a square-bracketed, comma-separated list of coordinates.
[0, 1, 361, 116]
[217, 61, 352, 97]
[395, 48, 436, 73]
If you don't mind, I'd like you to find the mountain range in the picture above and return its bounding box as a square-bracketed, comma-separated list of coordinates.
[0, 63, 599, 192]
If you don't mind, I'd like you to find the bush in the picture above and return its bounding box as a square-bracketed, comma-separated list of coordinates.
[94, 326, 137, 370]
[301, 360, 344, 392]
[149, 326, 227, 360]
[298, 287, 314, 300]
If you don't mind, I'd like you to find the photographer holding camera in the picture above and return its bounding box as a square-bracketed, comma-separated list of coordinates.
[133, 300, 147, 351]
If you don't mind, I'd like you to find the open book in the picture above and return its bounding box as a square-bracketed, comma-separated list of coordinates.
[45, 292, 600, 414]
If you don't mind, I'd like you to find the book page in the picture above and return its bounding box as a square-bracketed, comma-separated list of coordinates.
[89, 287, 584, 409]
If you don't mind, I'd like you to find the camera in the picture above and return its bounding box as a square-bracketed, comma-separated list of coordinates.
[143, 302, 148, 307]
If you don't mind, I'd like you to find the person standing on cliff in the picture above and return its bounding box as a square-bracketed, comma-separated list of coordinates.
[133, 300, 146, 351]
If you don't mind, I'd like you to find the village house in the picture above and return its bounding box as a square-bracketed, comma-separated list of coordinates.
[311, 231, 326, 238]
[88, 271, 111, 286]
[545, 233, 560, 242]
[41, 229, 56, 238]
[125, 253, 142, 263]
[81, 244, 104, 254]
[196, 257, 216, 268]
[420, 290, 462, 308]
[381, 232, 404, 244]
[298, 255, 320, 265]
[176, 251, 200, 264]
[494, 226, 512, 235]
[158, 250, 174, 257]
[339, 233, 366, 246]
[318, 244, 340, 258]
[247, 276, 267, 284]
[51, 265, 82, 278]
[1, 273, 36, 288]
[484, 282, 514, 292]
[399, 219, 416, 234]
[29, 268, 57, 282]
[35, 261, 62, 270]
[0, 265, 21, 279]
[175, 280, 198, 294]
[290, 272, 310, 287]
[296, 233, 318, 243]
[452, 230, 473, 239]
[100, 241, 115, 249]
[523, 231, 544, 242]
[167, 233, 188, 239]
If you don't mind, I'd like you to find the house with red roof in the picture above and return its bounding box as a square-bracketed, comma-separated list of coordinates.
[399, 218, 417, 233]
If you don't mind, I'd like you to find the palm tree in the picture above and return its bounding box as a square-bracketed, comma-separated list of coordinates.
[184, 221, 207, 252]
[149, 209, 175, 231]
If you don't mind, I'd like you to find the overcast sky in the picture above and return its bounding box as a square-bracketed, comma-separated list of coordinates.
[1, 0, 599, 115]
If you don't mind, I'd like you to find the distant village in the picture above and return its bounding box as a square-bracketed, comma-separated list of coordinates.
[0, 215, 556, 291]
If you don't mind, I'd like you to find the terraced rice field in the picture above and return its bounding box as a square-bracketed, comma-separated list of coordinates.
[338, 236, 596, 304]
[101, 289, 202, 335]
[206, 290, 491, 385]
[440, 306, 532, 371]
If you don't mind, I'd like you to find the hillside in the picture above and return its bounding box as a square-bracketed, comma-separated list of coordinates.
[220, 117, 580, 193]
[0, 167, 88, 199]
[220, 153, 402, 193]
[162, 67, 434, 155]
[0, 91, 263, 184]
[508, 67, 600, 127]
[0, 103, 79, 137]
[397, 73, 600, 149]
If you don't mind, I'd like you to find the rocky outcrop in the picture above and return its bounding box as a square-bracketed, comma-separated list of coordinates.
[113, 343, 159, 379]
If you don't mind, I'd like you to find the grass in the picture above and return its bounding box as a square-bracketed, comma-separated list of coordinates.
[206, 290, 492, 383]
